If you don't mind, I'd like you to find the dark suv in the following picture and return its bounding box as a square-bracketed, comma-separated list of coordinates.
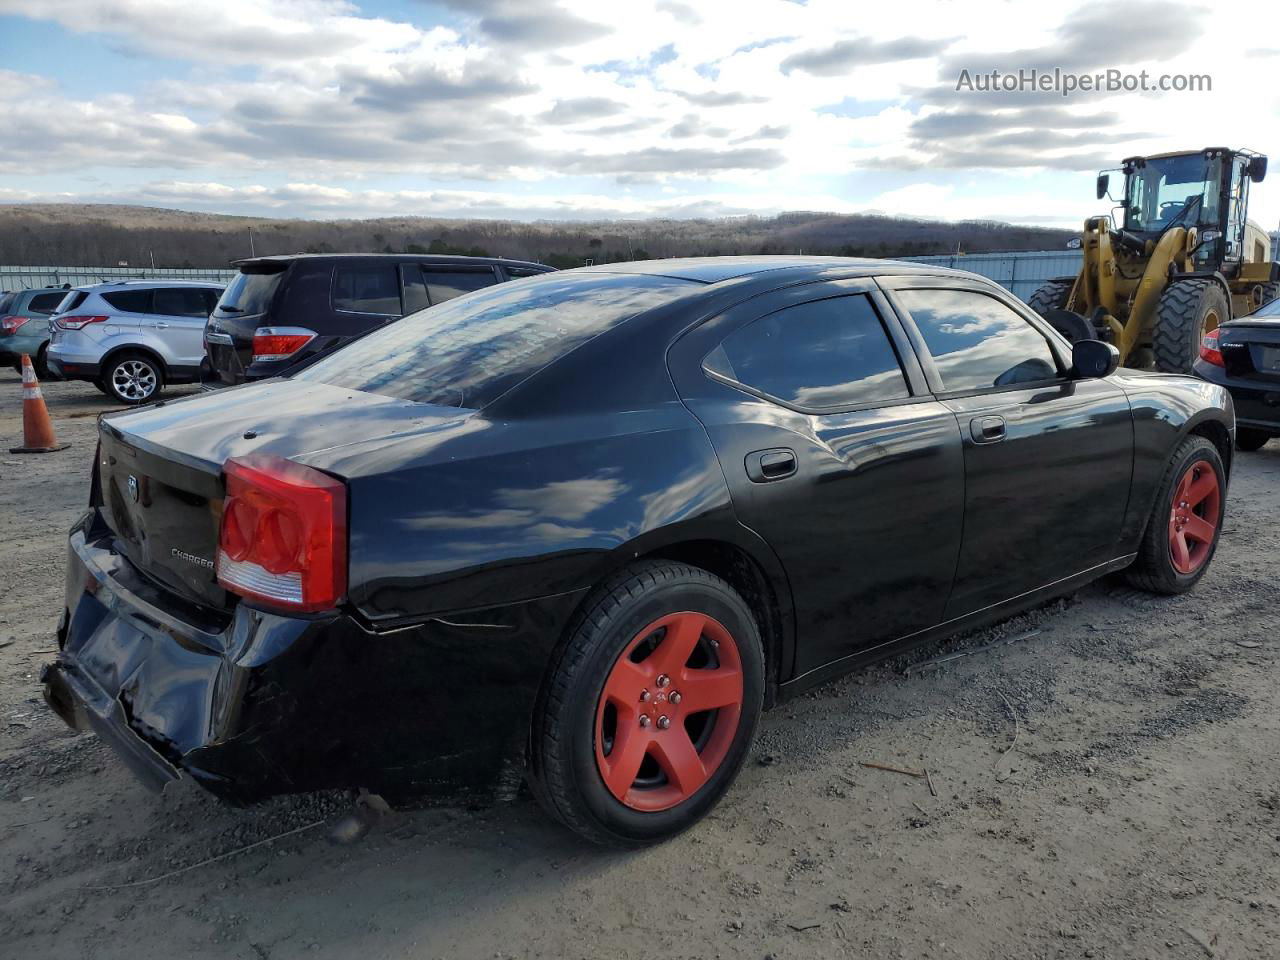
[203, 254, 554, 386]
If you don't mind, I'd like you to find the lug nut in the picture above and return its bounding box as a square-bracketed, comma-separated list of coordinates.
[639, 690, 650, 702]
[657, 716, 670, 729]
[638, 715, 651, 728]
[656, 674, 670, 688]
[669, 691, 682, 705]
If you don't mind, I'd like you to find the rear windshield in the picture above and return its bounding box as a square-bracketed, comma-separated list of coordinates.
[0, 292, 14, 313]
[295, 272, 695, 408]
[56, 291, 89, 314]
[215, 269, 285, 317]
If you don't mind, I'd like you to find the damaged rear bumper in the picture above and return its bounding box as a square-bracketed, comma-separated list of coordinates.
[43, 511, 585, 805]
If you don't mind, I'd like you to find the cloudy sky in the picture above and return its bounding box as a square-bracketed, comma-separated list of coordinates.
[0, 0, 1277, 227]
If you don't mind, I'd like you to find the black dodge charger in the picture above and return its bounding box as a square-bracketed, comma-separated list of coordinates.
[43, 258, 1235, 845]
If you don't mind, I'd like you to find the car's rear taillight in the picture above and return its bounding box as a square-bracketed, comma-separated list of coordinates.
[216, 454, 347, 612]
[253, 327, 316, 362]
[1, 315, 31, 335]
[56, 315, 109, 330]
[1200, 328, 1225, 367]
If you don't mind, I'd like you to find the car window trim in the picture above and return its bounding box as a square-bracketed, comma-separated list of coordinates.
[699, 288, 921, 416]
[876, 276, 1072, 399]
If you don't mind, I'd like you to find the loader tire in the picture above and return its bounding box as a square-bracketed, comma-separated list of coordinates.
[1027, 278, 1075, 316]
[1151, 279, 1229, 373]
[1254, 281, 1280, 313]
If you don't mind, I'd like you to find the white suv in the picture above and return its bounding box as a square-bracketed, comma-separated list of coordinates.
[47, 280, 224, 404]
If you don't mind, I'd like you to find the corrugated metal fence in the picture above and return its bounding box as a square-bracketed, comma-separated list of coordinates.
[900, 251, 1083, 300]
[0, 265, 237, 290]
[2, 251, 1086, 301]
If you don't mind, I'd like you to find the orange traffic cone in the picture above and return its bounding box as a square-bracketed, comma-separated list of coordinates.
[10, 353, 69, 454]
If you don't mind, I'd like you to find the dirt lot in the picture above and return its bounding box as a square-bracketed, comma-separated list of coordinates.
[1, 368, 1278, 960]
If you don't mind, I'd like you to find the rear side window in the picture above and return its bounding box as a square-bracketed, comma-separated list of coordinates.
[56, 291, 89, 314]
[896, 288, 1060, 392]
[296, 272, 695, 408]
[27, 291, 66, 314]
[102, 289, 153, 313]
[705, 295, 910, 410]
[423, 268, 498, 304]
[217, 270, 283, 316]
[334, 264, 401, 315]
[154, 287, 213, 317]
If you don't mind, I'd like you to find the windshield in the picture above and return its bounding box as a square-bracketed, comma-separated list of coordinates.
[215, 268, 285, 316]
[294, 272, 696, 408]
[1124, 154, 1222, 232]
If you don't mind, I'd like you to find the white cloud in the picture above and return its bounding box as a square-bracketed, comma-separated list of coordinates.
[0, 0, 1277, 228]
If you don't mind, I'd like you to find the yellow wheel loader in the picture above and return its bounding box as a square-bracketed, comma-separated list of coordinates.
[1028, 147, 1279, 372]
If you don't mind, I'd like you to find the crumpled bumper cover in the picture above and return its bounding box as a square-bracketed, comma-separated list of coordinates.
[42, 512, 583, 805]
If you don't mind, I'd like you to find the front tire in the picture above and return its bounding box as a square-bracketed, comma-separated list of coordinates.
[1125, 435, 1225, 594]
[1236, 428, 1270, 452]
[1152, 280, 1229, 373]
[529, 560, 764, 846]
[104, 352, 164, 405]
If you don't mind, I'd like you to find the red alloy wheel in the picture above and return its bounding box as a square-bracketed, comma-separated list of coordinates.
[594, 612, 744, 812]
[1167, 459, 1221, 575]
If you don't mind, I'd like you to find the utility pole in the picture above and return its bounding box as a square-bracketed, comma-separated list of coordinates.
[249, 227, 256, 257]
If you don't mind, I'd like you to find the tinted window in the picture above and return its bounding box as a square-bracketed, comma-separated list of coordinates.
[506, 267, 546, 279]
[334, 264, 401, 314]
[424, 268, 498, 304]
[154, 287, 212, 317]
[401, 265, 429, 314]
[296, 273, 695, 408]
[897, 289, 1060, 392]
[102, 289, 154, 313]
[217, 270, 283, 316]
[28, 292, 66, 314]
[708, 295, 909, 410]
[56, 291, 89, 314]
[0, 293, 14, 313]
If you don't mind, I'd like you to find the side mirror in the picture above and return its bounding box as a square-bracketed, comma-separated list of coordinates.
[1247, 155, 1268, 182]
[1072, 339, 1120, 379]
[1096, 173, 1110, 200]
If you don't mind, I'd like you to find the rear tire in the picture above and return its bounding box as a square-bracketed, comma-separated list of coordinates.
[103, 352, 164, 405]
[1236, 428, 1270, 452]
[1125, 435, 1225, 594]
[1152, 280, 1229, 373]
[1027, 277, 1075, 316]
[34, 344, 54, 381]
[529, 560, 764, 846]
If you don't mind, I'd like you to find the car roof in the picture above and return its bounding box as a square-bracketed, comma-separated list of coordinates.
[230, 253, 552, 270]
[72, 279, 226, 291]
[574, 255, 979, 284]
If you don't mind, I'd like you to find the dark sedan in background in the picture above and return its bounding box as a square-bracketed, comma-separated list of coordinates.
[44, 257, 1233, 846]
[203, 253, 553, 386]
[1196, 296, 1280, 451]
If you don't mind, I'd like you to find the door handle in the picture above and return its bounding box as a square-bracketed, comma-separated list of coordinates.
[745, 448, 797, 483]
[970, 416, 1006, 444]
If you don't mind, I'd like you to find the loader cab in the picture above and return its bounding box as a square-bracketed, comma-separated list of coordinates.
[1117, 148, 1267, 271]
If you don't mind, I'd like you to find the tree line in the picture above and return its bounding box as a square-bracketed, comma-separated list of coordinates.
[0, 204, 1075, 268]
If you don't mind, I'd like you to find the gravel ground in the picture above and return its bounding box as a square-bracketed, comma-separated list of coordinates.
[1, 369, 1278, 960]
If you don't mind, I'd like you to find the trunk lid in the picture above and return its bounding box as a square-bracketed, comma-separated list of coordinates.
[97, 380, 470, 610]
[1219, 319, 1280, 384]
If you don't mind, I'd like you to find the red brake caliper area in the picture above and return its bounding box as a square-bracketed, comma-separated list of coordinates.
[1168, 459, 1222, 575]
[594, 612, 744, 812]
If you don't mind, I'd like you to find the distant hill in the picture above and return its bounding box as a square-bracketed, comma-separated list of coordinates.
[0, 203, 1075, 269]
